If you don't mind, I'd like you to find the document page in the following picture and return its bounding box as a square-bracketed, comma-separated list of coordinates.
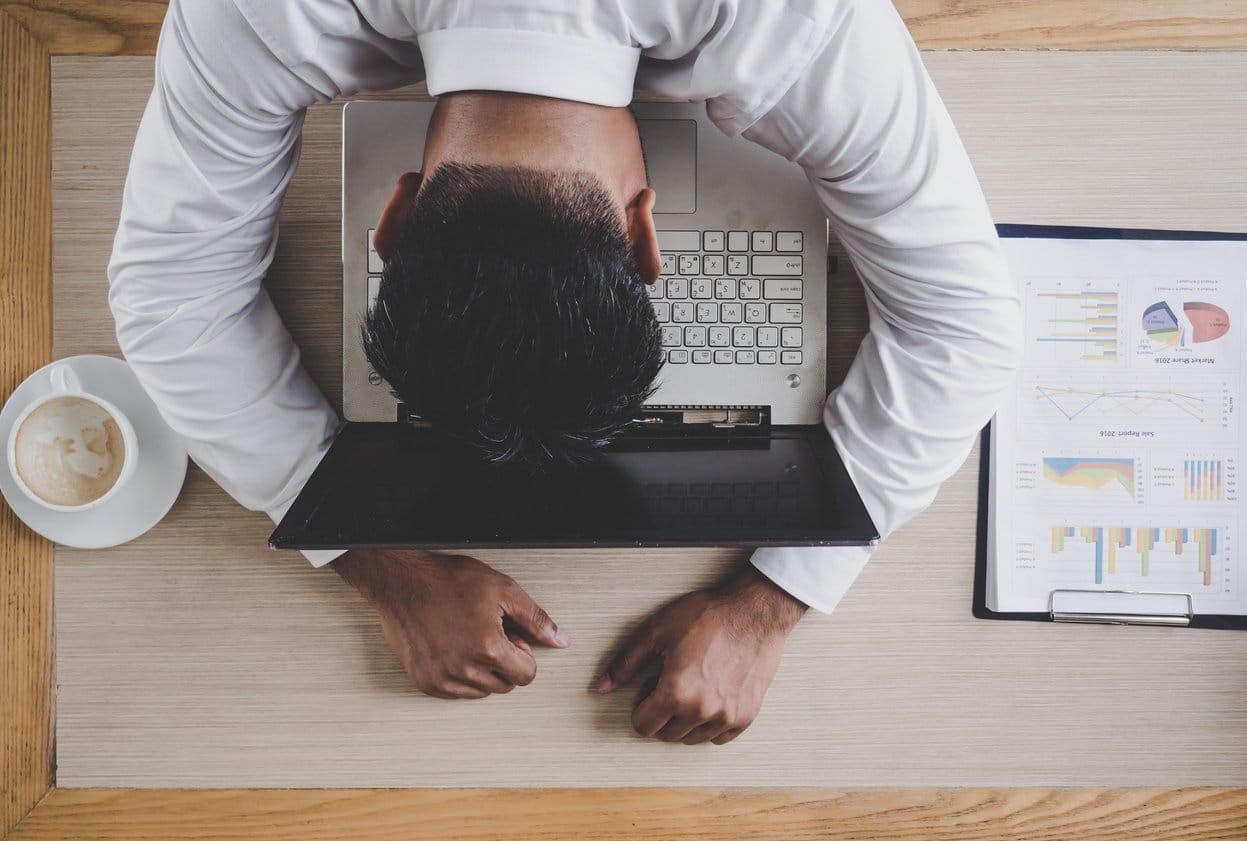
[989, 236, 1244, 614]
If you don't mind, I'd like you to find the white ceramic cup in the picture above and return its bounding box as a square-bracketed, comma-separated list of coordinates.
[6, 363, 139, 512]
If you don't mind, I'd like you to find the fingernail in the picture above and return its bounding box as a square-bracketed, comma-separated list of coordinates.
[596, 674, 612, 693]
[552, 629, 570, 647]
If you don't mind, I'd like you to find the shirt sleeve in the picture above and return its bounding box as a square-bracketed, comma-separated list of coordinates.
[107, 0, 422, 566]
[729, 0, 1024, 614]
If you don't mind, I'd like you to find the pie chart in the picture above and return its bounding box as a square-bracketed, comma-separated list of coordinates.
[1141, 300, 1230, 346]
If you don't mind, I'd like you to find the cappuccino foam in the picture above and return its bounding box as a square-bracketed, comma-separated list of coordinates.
[13, 396, 127, 506]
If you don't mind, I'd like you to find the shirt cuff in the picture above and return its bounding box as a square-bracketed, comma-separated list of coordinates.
[749, 544, 875, 615]
[265, 495, 346, 568]
[418, 28, 640, 107]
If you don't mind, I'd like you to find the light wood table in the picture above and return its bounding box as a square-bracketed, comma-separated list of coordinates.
[5, 3, 1247, 839]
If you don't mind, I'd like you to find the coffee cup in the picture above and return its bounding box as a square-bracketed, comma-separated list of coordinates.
[6, 363, 139, 512]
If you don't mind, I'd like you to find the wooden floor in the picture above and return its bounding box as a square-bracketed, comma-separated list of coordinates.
[47, 53, 1247, 790]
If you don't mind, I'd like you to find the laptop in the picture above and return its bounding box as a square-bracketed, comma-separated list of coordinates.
[268, 100, 878, 550]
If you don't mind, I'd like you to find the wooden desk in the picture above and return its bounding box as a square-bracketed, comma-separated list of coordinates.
[4, 3, 1247, 839]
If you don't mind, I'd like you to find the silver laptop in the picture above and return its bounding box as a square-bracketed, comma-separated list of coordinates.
[342, 100, 829, 425]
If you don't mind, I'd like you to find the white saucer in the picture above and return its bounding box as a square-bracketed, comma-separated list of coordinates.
[0, 355, 188, 549]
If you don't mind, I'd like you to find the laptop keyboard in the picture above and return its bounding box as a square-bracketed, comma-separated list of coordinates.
[652, 230, 804, 365]
[363, 227, 806, 367]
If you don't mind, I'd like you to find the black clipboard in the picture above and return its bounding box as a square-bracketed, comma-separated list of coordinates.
[974, 224, 1247, 629]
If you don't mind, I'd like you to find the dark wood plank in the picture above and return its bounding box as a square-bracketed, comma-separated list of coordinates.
[0, 8, 54, 839]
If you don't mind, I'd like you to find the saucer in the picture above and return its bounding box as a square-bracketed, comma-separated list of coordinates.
[0, 355, 188, 549]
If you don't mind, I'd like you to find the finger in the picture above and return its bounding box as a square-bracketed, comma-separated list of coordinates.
[461, 665, 515, 695]
[711, 727, 746, 745]
[502, 589, 569, 648]
[681, 719, 729, 746]
[656, 713, 712, 744]
[597, 627, 657, 693]
[424, 681, 489, 700]
[632, 673, 660, 707]
[631, 687, 675, 738]
[507, 632, 532, 654]
[486, 637, 539, 687]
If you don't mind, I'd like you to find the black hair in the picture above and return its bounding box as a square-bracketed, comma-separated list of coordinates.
[361, 162, 664, 467]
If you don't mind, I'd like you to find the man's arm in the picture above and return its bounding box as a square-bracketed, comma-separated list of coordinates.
[736, 0, 1025, 613]
[107, 0, 420, 549]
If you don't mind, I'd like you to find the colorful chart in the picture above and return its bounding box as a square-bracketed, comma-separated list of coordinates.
[1142, 300, 1230, 346]
[1185, 459, 1224, 501]
[1051, 525, 1219, 586]
[1042, 457, 1135, 497]
[1034, 289, 1119, 362]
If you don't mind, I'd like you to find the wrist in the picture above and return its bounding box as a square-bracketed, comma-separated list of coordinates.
[725, 563, 808, 633]
[331, 548, 434, 606]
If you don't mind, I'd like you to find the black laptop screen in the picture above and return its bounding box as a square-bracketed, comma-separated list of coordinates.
[270, 423, 877, 550]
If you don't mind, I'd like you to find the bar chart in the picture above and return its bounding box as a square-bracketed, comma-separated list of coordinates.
[1032, 288, 1119, 363]
[1050, 525, 1221, 586]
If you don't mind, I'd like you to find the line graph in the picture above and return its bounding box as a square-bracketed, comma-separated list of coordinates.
[1033, 385, 1207, 423]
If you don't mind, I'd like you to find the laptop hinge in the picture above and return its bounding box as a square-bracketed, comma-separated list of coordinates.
[398, 403, 772, 437]
[626, 404, 771, 437]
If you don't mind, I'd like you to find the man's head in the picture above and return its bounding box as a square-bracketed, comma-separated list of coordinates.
[362, 144, 665, 466]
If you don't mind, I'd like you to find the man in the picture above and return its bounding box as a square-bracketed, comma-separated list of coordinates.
[109, 0, 1023, 746]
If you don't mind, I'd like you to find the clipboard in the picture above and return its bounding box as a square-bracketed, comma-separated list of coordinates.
[973, 223, 1247, 629]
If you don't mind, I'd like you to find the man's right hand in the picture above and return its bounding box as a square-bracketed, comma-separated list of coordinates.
[332, 549, 569, 699]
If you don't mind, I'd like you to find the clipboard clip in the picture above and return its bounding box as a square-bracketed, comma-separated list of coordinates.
[1048, 589, 1194, 627]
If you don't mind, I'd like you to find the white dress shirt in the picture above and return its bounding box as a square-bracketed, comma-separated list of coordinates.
[108, 0, 1023, 614]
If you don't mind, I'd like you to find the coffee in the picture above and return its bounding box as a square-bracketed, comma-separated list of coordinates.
[13, 395, 128, 507]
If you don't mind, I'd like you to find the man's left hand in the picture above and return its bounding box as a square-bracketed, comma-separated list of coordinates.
[596, 564, 807, 745]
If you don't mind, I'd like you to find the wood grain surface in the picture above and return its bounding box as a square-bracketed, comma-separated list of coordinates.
[8, 787, 1247, 841]
[0, 9, 54, 839]
[47, 53, 1247, 791]
[3, 0, 1247, 54]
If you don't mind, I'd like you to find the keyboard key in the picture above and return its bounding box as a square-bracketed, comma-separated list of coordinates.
[715, 278, 737, 299]
[703, 255, 725, 276]
[781, 351, 803, 364]
[720, 302, 743, 323]
[757, 326, 779, 347]
[660, 254, 677, 275]
[672, 302, 694, 323]
[367, 230, 383, 273]
[745, 303, 766, 323]
[657, 230, 701, 252]
[751, 231, 774, 252]
[752, 255, 802, 275]
[668, 349, 689, 364]
[653, 302, 671, 322]
[769, 303, 803, 323]
[661, 326, 682, 347]
[367, 275, 381, 311]
[776, 231, 804, 252]
[781, 327, 803, 348]
[764, 278, 803, 300]
[666, 277, 688, 298]
[696, 302, 719, 323]
[708, 326, 731, 347]
[704, 231, 725, 251]
[727, 230, 750, 252]
[727, 255, 748, 276]
[758, 350, 778, 364]
[732, 326, 755, 347]
[693, 349, 712, 364]
[646, 280, 664, 298]
[714, 350, 734, 364]
[735, 350, 756, 364]
[684, 325, 707, 347]
[690, 278, 713, 299]
[739, 278, 761, 299]
[678, 254, 700, 275]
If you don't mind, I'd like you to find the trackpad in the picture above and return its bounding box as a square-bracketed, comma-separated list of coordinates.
[637, 119, 697, 214]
